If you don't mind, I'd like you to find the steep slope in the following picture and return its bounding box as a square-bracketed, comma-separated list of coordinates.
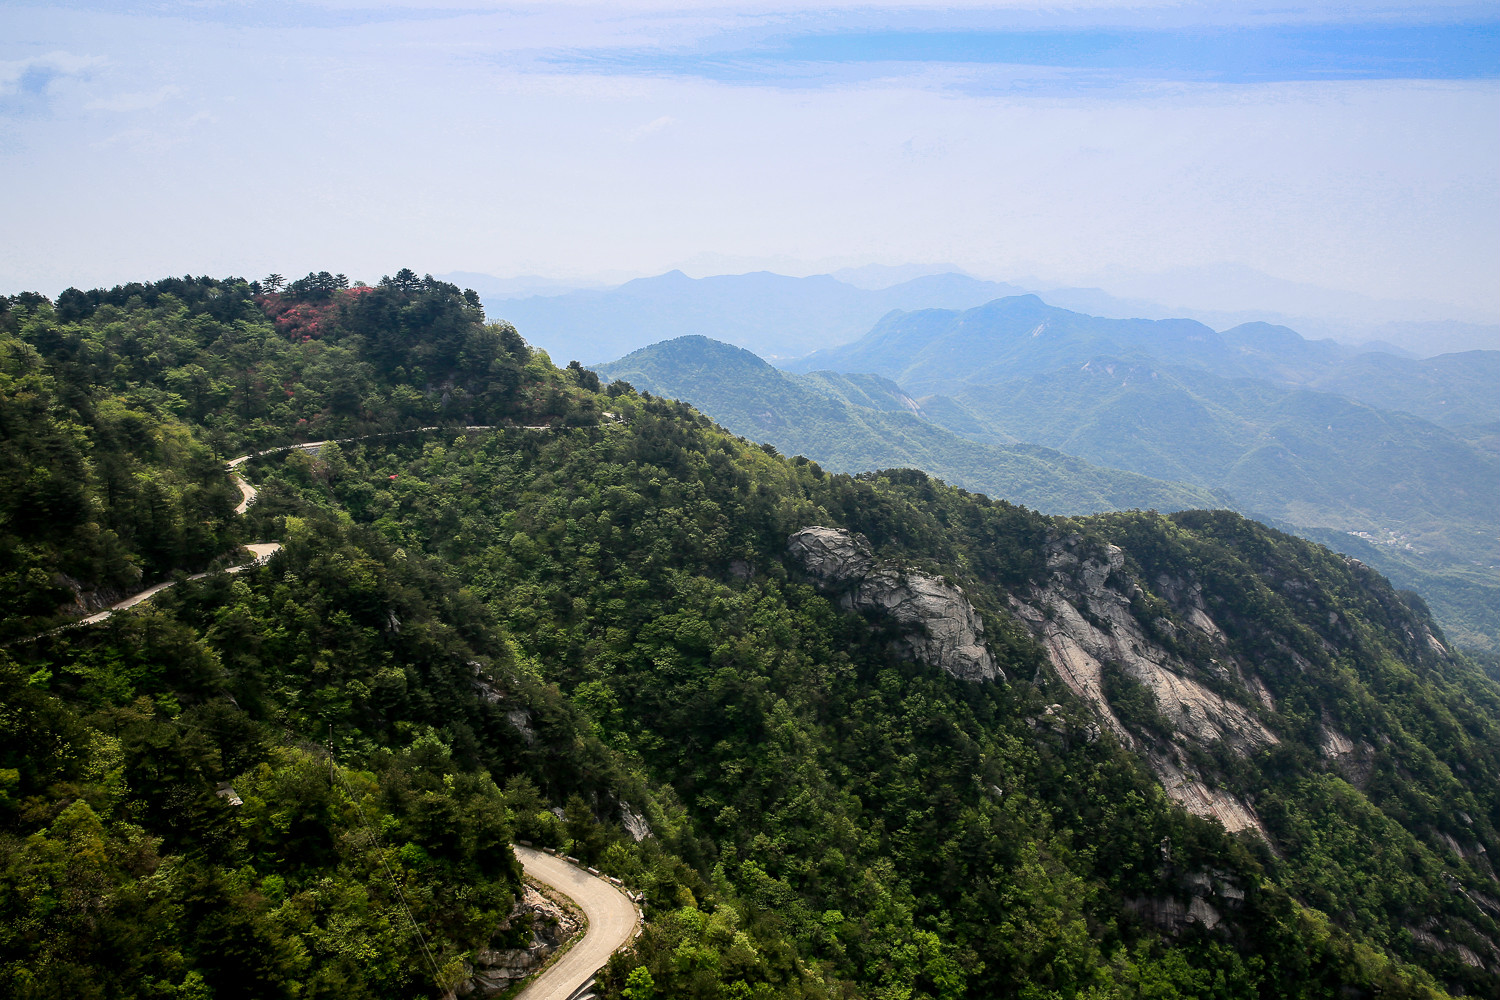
[596, 336, 1222, 515]
[290, 423, 1500, 999]
[933, 361, 1499, 557]
[926, 361, 1500, 648]
[775, 298, 1498, 649]
[3, 276, 1500, 999]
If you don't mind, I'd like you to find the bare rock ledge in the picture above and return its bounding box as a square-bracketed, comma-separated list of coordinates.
[788, 526, 1003, 683]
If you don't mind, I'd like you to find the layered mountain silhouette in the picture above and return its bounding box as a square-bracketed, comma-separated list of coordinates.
[489, 270, 1027, 362]
[596, 335, 1224, 516]
[597, 296, 1499, 650]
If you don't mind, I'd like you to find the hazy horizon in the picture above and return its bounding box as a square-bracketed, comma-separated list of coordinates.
[3, 2, 1497, 349]
[459, 267, 1499, 359]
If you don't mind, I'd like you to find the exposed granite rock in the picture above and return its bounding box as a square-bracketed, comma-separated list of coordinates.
[1154, 572, 1226, 643]
[1126, 895, 1227, 935]
[505, 710, 537, 745]
[1126, 896, 1191, 934]
[787, 526, 876, 584]
[1317, 722, 1355, 759]
[54, 572, 131, 617]
[788, 527, 1002, 683]
[454, 884, 581, 998]
[1010, 533, 1276, 837]
[1126, 865, 1243, 936]
[467, 667, 538, 745]
[1406, 923, 1496, 972]
[1188, 897, 1222, 930]
[620, 801, 653, 842]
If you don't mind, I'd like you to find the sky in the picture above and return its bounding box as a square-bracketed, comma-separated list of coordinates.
[2, 1, 1497, 325]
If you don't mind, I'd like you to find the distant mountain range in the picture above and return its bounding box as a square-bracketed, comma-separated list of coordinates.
[785, 297, 1500, 649]
[1032, 262, 1500, 355]
[787, 295, 1353, 385]
[787, 294, 1500, 429]
[485, 270, 1028, 363]
[594, 295, 1500, 650]
[595, 336, 1222, 516]
[456, 266, 1499, 362]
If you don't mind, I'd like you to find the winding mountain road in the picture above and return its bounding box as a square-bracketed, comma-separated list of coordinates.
[42, 429, 646, 992]
[511, 847, 640, 1000]
[75, 453, 287, 625]
[71, 428, 512, 626]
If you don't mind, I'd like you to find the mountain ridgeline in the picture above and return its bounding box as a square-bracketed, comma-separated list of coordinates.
[2, 276, 1499, 999]
[488, 269, 1027, 363]
[610, 295, 1497, 652]
[595, 335, 1223, 516]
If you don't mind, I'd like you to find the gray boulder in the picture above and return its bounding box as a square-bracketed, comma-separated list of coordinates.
[788, 527, 1002, 683]
[454, 884, 581, 998]
[787, 525, 876, 583]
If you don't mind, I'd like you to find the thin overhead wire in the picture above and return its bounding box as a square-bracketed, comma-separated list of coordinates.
[328, 753, 445, 987]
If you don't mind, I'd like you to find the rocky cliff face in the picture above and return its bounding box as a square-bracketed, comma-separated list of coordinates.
[788, 526, 1003, 683]
[453, 884, 581, 998]
[1008, 533, 1278, 836]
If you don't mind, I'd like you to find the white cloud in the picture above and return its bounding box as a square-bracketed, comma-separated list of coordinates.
[627, 114, 677, 140]
[85, 85, 180, 113]
[0, 3, 1494, 321]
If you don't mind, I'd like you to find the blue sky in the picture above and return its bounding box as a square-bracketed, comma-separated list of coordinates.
[559, 22, 1500, 85]
[2, 2, 1497, 326]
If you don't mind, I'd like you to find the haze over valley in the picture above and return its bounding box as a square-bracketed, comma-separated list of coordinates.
[561, 272, 1500, 652]
[4, 2, 1499, 998]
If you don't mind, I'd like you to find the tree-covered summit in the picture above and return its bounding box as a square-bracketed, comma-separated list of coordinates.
[2, 273, 1497, 999]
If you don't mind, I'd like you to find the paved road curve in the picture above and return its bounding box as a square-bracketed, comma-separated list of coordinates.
[57, 427, 560, 632]
[71, 431, 494, 627]
[74, 458, 281, 625]
[512, 846, 638, 1000]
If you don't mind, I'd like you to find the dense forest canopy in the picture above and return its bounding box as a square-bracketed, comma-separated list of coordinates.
[2, 274, 1498, 999]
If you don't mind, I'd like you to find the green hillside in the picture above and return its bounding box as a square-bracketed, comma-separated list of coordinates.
[596, 336, 1222, 515]
[922, 363, 1500, 647]
[1299, 349, 1500, 429]
[775, 299, 1498, 651]
[3, 276, 1499, 999]
[930, 362, 1498, 558]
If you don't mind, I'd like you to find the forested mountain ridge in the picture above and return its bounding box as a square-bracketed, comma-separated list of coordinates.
[0, 272, 570, 636]
[595, 336, 1223, 516]
[3, 275, 1499, 999]
[916, 360, 1500, 653]
[929, 360, 1498, 558]
[767, 297, 1500, 651]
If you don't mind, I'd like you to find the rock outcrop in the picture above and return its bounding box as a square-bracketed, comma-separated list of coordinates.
[788, 526, 1002, 683]
[55, 572, 130, 617]
[1127, 864, 1247, 936]
[455, 884, 581, 998]
[1010, 533, 1277, 837]
[620, 801, 653, 842]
